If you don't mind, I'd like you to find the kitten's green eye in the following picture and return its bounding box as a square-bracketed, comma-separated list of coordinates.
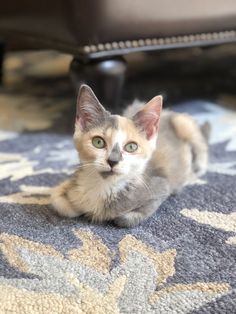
[124, 142, 138, 153]
[92, 136, 106, 149]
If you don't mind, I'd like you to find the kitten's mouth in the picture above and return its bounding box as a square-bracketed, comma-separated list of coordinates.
[100, 169, 120, 178]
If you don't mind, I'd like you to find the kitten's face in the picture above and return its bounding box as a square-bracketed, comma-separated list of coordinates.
[74, 85, 162, 180]
[74, 115, 157, 178]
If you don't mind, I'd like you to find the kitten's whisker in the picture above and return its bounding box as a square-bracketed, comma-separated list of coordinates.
[76, 161, 107, 178]
[134, 174, 154, 197]
[83, 160, 105, 167]
[76, 161, 104, 170]
[75, 164, 94, 171]
[85, 169, 97, 179]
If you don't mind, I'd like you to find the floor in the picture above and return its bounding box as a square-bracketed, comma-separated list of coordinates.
[0, 46, 235, 313]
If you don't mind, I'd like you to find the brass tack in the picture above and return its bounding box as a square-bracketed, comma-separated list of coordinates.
[84, 46, 91, 53]
[97, 44, 104, 51]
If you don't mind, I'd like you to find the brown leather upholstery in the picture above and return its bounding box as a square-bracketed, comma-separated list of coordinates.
[0, 0, 236, 58]
[0, 1, 235, 110]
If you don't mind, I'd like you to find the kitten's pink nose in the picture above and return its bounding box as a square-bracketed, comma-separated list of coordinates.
[107, 159, 119, 169]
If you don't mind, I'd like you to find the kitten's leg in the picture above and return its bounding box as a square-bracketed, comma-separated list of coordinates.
[51, 180, 78, 217]
[114, 200, 159, 228]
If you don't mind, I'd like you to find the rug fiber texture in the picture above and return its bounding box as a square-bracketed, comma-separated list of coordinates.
[0, 51, 236, 313]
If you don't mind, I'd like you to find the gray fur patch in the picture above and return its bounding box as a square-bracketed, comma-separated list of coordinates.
[105, 115, 119, 130]
[108, 143, 122, 163]
[82, 111, 110, 132]
[83, 114, 119, 132]
[106, 173, 170, 224]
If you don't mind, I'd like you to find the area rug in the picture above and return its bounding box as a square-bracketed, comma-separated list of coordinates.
[0, 51, 236, 313]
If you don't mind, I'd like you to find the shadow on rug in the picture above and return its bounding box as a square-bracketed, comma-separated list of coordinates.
[0, 51, 236, 313]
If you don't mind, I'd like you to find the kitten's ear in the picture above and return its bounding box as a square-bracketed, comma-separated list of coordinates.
[76, 84, 109, 130]
[133, 95, 162, 139]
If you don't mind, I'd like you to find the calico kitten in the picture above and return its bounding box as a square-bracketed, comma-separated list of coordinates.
[51, 85, 209, 227]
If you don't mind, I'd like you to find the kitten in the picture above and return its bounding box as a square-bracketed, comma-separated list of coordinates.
[51, 85, 209, 227]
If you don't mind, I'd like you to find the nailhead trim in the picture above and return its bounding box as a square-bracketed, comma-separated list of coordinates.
[81, 30, 236, 54]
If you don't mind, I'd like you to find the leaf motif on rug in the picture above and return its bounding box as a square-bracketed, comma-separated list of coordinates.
[181, 208, 236, 245]
[0, 185, 51, 205]
[0, 230, 231, 313]
[0, 152, 72, 182]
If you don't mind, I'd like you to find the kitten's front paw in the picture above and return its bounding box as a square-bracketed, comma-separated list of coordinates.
[114, 212, 144, 228]
[51, 183, 78, 218]
[113, 217, 133, 228]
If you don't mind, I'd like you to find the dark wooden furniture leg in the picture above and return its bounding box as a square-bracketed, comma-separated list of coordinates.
[0, 42, 5, 85]
[70, 57, 127, 113]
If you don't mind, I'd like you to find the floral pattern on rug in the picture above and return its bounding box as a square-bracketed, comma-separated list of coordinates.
[0, 231, 230, 314]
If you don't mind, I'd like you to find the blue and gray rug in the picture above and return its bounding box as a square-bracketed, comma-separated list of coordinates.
[0, 51, 236, 313]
